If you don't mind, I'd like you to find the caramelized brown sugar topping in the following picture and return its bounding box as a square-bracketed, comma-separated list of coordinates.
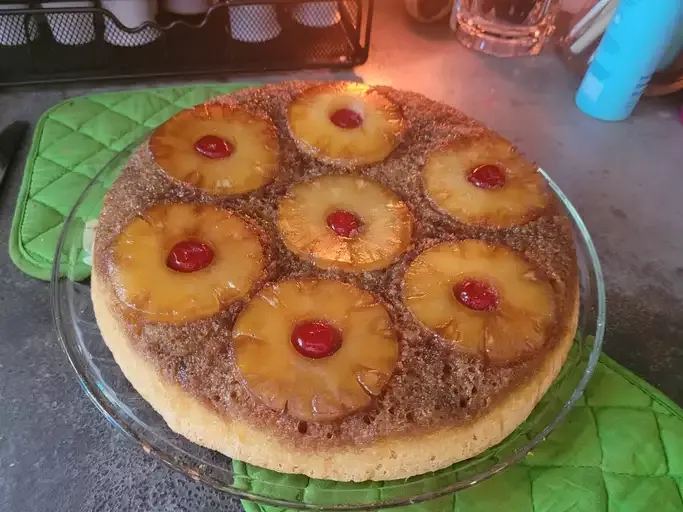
[403, 240, 556, 364]
[150, 104, 279, 196]
[278, 174, 413, 272]
[287, 82, 406, 166]
[233, 279, 398, 422]
[423, 135, 551, 228]
[110, 203, 265, 324]
[94, 81, 578, 448]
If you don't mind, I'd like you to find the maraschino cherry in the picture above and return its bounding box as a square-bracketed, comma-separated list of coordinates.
[330, 108, 363, 129]
[291, 321, 343, 359]
[167, 240, 214, 273]
[327, 210, 363, 238]
[194, 135, 234, 159]
[467, 164, 506, 189]
[454, 279, 498, 311]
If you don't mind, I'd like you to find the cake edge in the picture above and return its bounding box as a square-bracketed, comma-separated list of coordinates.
[90, 266, 579, 482]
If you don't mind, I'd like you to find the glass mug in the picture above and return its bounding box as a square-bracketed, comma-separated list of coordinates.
[453, 0, 560, 57]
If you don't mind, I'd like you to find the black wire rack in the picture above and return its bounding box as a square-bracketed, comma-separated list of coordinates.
[0, 0, 373, 86]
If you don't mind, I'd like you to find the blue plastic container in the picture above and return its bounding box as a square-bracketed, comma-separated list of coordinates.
[657, 17, 683, 71]
[576, 0, 683, 121]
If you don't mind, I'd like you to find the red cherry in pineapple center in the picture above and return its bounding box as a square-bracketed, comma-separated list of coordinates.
[291, 321, 343, 359]
[330, 108, 363, 129]
[454, 279, 499, 311]
[194, 135, 234, 159]
[326, 209, 363, 238]
[167, 240, 215, 273]
[467, 164, 506, 189]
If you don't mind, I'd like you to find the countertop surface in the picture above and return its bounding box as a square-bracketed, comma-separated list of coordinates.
[1, 3, 683, 511]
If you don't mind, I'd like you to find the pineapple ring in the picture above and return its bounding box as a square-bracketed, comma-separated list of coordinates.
[403, 240, 556, 363]
[423, 135, 551, 227]
[111, 203, 265, 324]
[150, 104, 279, 196]
[287, 83, 406, 166]
[277, 175, 413, 271]
[233, 279, 399, 422]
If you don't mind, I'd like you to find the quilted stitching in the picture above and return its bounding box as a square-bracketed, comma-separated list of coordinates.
[596, 408, 667, 476]
[456, 466, 533, 511]
[9, 83, 255, 281]
[603, 474, 682, 512]
[530, 467, 606, 512]
[236, 356, 683, 512]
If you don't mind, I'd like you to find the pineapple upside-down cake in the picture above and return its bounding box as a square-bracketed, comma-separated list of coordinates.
[91, 81, 579, 482]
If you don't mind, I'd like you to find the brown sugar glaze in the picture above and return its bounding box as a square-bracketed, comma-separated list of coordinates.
[93, 81, 578, 449]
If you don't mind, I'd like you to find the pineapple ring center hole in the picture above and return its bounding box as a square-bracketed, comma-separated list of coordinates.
[291, 320, 343, 359]
[194, 134, 234, 159]
[467, 164, 506, 190]
[166, 239, 215, 273]
[329, 107, 364, 129]
[326, 209, 364, 238]
[453, 279, 499, 312]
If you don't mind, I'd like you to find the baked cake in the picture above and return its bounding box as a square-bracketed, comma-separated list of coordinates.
[91, 81, 579, 482]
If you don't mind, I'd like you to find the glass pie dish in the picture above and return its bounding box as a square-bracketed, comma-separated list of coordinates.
[51, 140, 606, 511]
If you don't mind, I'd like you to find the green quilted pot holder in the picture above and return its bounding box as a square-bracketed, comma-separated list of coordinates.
[9, 83, 257, 281]
[235, 355, 683, 512]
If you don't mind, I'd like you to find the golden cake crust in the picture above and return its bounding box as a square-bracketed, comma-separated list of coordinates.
[91, 273, 577, 481]
[91, 81, 580, 481]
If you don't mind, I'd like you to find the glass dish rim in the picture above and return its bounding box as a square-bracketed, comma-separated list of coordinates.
[50, 146, 606, 511]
